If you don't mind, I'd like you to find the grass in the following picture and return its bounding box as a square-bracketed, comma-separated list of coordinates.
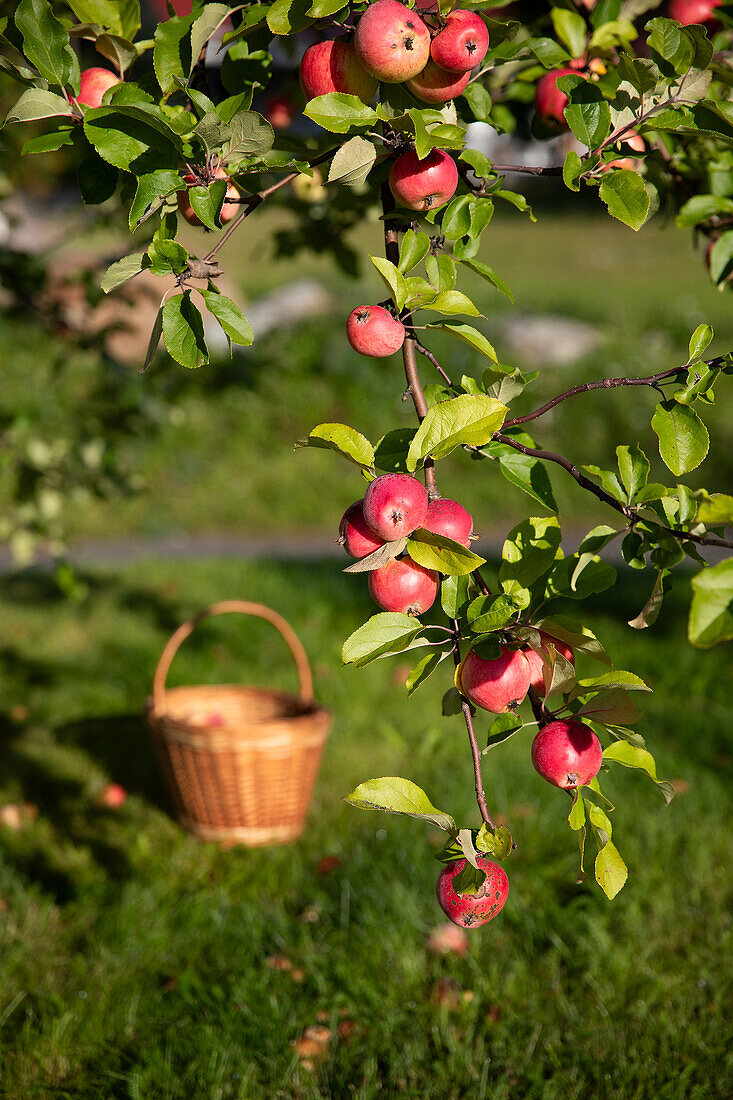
[0, 556, 731, 1099]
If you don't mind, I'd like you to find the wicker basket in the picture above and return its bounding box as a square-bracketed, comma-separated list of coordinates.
[145, 600, 331, 847]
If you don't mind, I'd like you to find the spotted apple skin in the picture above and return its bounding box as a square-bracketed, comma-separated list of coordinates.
[436, 856, 509, 928]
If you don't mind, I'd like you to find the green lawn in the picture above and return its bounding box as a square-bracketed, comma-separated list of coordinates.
[0, 557, 731, 1098]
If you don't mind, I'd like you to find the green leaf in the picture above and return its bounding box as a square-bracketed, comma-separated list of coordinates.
[189, 180, 228, 230]
[599, 169, 650, 231]
[688, 323, 713, 362]
[577, 688, 640, 726]
[441, 195, 473, 240]
[83, 105, 181, 172]
[708, 232, 733, 286]
[616, 444, 649, 502]
[406, 395, 507, 470]
[128, 169, 182, 230]
[15, 0, 80, 91]
[571, 525, 618, 591]
[303, 93, 377, 134]
[489, 442, 557, 512]
[153, 12, 196, 95]
[468, 593, 523, 633]
[568, 791, 585, 831]
[441, 687, 463, 716]
[602, 742, 675, 804]
[462, 259, 514, 303]
[68, 0, 140, 39]
[475, 822, 513, 860]
[5, 89, 72, 124]
[407, 529, 486, 576]
[499, 516, 562, 593]
[77, 152, 117, 204]
[689, 558, 733, 648]
[535, 617, 611, 666]
[327, 136, 377, 186]
[563, 148, 583, 192]
[267, 0, 311, 34]
[405, 652, 441, 696]
[95, 33, 137, 76]
[373, 428, 415, 473]
[646, 16, 694, 77]
[369, 256, 407, 311]
[398, 229, 431, 274]
[100, 252, 149, 294]
[576, 671, 651, 694]
[189, 4, 230, 78]
[484, 712, 522, 753]
[560, 76, 611, 149]
[452, 861, 487, 896]
[344, 776, 456, 833]
[342, 613, 423, 667]
[651, 400, 709, 476]
[162, 291, 208, 369]
[296, 423, 375, 470]
[697, 494, 733, 526]
[545, 555, 617, 600]
[199, 291, 254, 348]
[594, 839, 628, 899]
[426, 322, 497, 363]
[226, 110, 275, 159]
[440, 573, 470, 619]
[676, 194, 733, 230]
[551, 7, 587, 58]
[22, 129, 76, 155]
[628, 569, 670, 630]
[422, 290, 481, 317]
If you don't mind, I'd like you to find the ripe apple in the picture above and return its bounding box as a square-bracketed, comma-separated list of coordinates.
[668, 0, 721, 28]
[264, 93, 296, 129]
[363, 472, 429, 540]
[436, 856, 509, 928]
[299, 40, 378, 104]
[531, 719, 602, 789]
[368, 556, 438, 614]
[459, 647, 531, 713]
[178, 167, 239, 226]
[389, 148, 458, 211]
[406, 59, 471, 104]
[346, 305, 405, 357]
[77, 67, 121, 109]
[604, 129, 646, 171]
[100, 783, 127, 807]
[423, 498, 474, 547]
[534, 67, 581, 130]
[430, 10, 490, 74]
[523, 632, 575, 697]
[355, 0, 431, 83]
[339, 500, 385, 558]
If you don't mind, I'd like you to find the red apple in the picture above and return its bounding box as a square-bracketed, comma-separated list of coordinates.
[668, 0, 721, 28]
[178, 167, 239, 227]
[264, 93, 296, 129]
[389, 148, 458, 211]
[430, 10, 490, 74]
[523, 632, 575, 697]
[339, 500, 385, 558]
[299, 40, 378, 104]
[436, 856, 509, 928]
[604, 129, 646, 171]
[459, 647, 531, 713]
[346, 305, 405, 357]
[534, 67, 581, 130]
[406, 59, 471, 104]
[363, 472, 429, 540]
[100, 783, 127, 808]
[355, 0, 431, 83]
[368, 556, 438, 614]
[531, 719, 602, 789]
[422, 498, 474, 547]
[77, 67, 121, 109]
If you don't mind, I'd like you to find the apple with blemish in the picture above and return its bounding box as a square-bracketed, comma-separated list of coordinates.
[389, 148, 458, 211]
[339, 500, 385, 558]
[431, 11, 490, 74]
[368, 556, 439, 615]
[531, 719, 603, 789]
[363, 472, 429, 540]
[299, 40, 377, 104]
[355, 0, 431, 83]
[77, 67, 121, 109]
[459, 647, 531, 713]
[406, 59, 471, 104]
[523, 632, 575, 697]
[436, 856, 509, 928]
[422, 498, 474, 548]
[346, 305, 405, 357]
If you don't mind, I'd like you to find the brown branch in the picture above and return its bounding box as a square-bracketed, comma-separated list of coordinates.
[450, 620, 495, 829]
[503, 355, 730, 429]
[491, 433, 733, 551]
[202, 146, 338, 263]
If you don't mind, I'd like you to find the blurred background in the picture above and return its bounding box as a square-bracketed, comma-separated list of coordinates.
[0, 8, 732, 1099]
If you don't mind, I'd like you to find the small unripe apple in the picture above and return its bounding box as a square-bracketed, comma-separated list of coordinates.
[604, 129, 646, 171]
[363, 472, 429, 540]
[430, 10, 490, 74]
[406, 59, 471, 104]
[291, 168, 328, 203]
[346, 305, 405, 357]
[389, 148, 458, 211]
[368, 556, 438, 614]
[668, 0, 721, 28]
[339, 500, 385, 558]
[531, 719, 602, 789]
[299, 40, 378, 104]
[534, 67, 581, 130]
[178, 167, 239, 226]
[264, 93, 296, 129]
[77, 67, 121, 109]
[459, 647, 531, 713]
[423, 498, 474, 547]
[523, 632, 575, 697]
[355, 0, 431, 83]
[436, 856, 509, 928]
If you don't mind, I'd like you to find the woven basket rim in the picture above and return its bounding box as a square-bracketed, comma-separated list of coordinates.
[145, 682, 331, 727]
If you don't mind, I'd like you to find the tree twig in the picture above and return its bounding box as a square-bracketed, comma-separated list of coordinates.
[450, 620, 495, 829]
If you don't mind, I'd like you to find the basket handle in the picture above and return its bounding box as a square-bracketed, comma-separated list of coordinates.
[152, 600, 314, 714]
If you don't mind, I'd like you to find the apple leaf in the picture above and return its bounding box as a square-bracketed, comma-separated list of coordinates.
[603, 741, 676, 804]
[344, 776, 456, 833]
[651, 400, 709, 476]
[406, 394, 507, 470]
[296, 423, 375, 470]
[341, 613, 424, 667]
